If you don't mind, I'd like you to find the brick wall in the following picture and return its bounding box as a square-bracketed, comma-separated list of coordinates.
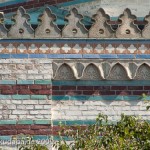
[0, 0, 73, 13]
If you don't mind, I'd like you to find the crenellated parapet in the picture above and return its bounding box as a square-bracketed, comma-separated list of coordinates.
[2, 6, 150, 39]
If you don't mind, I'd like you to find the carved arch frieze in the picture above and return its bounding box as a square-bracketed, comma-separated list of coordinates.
[135, 63, 150, 80]
[142, 13, 150, 38]
[62, 7, 88, 38]
[35, 8, 61, 38]
[82, 63, 103, 80]
[0, 13, 8, 38]
[89, 8, 114, 38]
[116, 8, 141, 38]
[107, 63, 130, 80]
[8, 6, 34, 38]
[54, 63, 76, 80]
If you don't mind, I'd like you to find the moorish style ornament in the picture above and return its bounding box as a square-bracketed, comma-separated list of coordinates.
[107, 63, 129, 80]
[142, 13, 150, 38]
[62, 7, 88, 38]
[89, 8, 114, 38]
[0, 13, 8, 38]
[135, 63, 150, 80]
[116, 8, 141, 38]
[54, 63, 76, 80]
[8, 6, 34, 38]
[35, 8, 61, 38]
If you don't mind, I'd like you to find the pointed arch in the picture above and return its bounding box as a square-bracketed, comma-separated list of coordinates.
[54, 63, 76, 80]
[82, 63, 102, 80]
[135, 63, 150, 80]
[107, 63, 130, 80]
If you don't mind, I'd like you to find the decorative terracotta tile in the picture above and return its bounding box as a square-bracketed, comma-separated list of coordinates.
[27, 43, 39, 53]
[60, 44, 72, 54]
[5, 43, 16, 53]
[82, 43, 93, 54]
[16, 43, 28, 53]
[0, 43, 6, 53]
[105, 43, 115, 54]
[93, 43, 105, 54]
[49, 43, 60, 54]
[137, 44, 149, 54]
[115, 44, 127, 54]
[126, 44, 138, 54]
[39, 43, 50, 54]
[72, 43, 83, 54]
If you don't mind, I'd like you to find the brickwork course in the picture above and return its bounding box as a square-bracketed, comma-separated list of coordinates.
[0, 0, 150, 149]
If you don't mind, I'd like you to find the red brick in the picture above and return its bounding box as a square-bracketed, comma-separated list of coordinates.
[31, 125, 50, 130]
[52, 86, 59, 90]
[15, 125, 30, 130]
[0, 85, 12, 90]
[1, 89, 17, 94]
[83, 91, 94, 95]
[24, 5, 34, 9]
[17, 130, 35, 135]
[30, 89, 39, 94]
[29, 85, 42, 89]
[66, 91, 82, 95]
[100, 91, 115, 95]
[44, 1, 56, 5]
[38, 90, 52, 95]
[60, 86, 76, 90]
[46, 85, 52, 89]
[116, 91, 131, 95]
[0, 125, 15, 130]
[34, 129, 52, 135]
[111, 86, 127, 90]
[133, 91, 148, 95]
[34, 2, 44, 8]
[12, 85, 28, 90]
[128, 86, 143, 90]
[0, 130, 17, 135]
[18, 89, 31, 94]
[144, 86, 150, 90]
[52, 91, 65, 95]
[77, 86, 93, 90]
[94, 86, 110, 90]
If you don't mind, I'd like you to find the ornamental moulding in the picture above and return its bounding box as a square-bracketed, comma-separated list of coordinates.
[1, 7, 150, 39]
[52, 61, 150, 80]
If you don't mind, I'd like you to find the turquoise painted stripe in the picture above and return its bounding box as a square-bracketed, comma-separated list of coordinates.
[0, 120, 17, 125]
[0, 120, 51, 125]
[52, 80, 150, 86]
[0, 80, 16, 84]
[17, 80, 34, 84]
[0, 95, 11, 99]
[0, 136, 11, 141]
[52, 95, 147, 101]
[34, 120, 51, 125]
[18, 120, 34, 124]
[12, 95, 30, 100]
[35, 80, 52, 84]
[31, 95, 48, 100]
[53, 120, 119, 126]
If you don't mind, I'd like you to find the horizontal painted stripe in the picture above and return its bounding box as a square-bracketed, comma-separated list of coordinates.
[0, 135, 50, 141]
[0, 95, 51, 100]
[0, 80, 52, 85]
[52, 95, 148, 101]
[1, 39, 150, 42]
[0, 54, 150, 59]
[52, 80, 150, 86]
[0, 120, 51, 125]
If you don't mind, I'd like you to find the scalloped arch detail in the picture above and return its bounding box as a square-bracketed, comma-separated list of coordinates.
[82, 63, 102, 80]
[107, 63, 129, 80]
[135, 63, 150, 80]
[54, 63, 76, 80]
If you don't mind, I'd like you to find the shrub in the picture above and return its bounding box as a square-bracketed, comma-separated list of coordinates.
[54, 114, 150, 150]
